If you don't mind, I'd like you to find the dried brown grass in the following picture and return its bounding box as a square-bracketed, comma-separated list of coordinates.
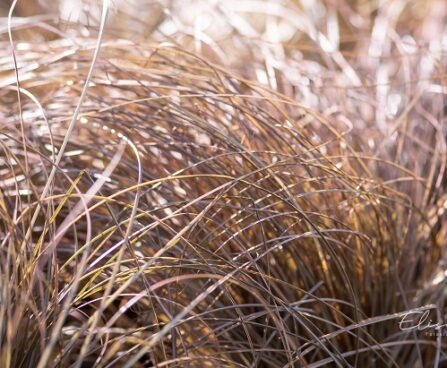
[0, 0, 446, 367]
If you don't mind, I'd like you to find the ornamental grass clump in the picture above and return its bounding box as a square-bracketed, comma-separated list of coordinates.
[0, 1, 446, 367]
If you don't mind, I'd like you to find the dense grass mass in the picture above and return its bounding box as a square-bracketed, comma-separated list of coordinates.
[0, 0, 446, 367]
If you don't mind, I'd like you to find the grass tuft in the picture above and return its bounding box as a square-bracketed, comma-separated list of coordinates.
[0, 1, 446, 367]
